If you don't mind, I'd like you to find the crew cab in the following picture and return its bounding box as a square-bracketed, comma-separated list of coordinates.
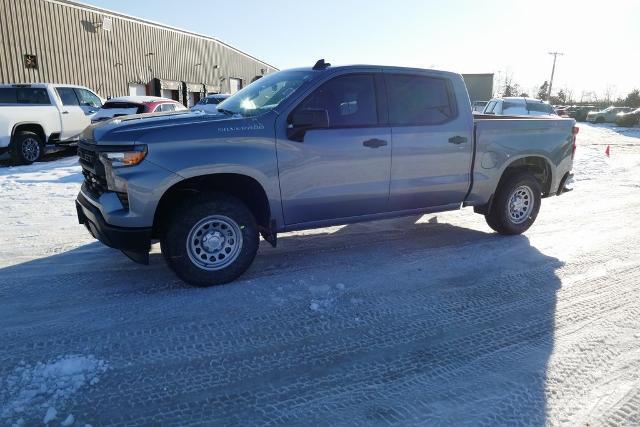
[75, 61, 577, 287]
[0, 83, 103, 164]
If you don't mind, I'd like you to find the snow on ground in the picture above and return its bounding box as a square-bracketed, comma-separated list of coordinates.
[0, 355, 107, 424]
[0, 123, 639, 425]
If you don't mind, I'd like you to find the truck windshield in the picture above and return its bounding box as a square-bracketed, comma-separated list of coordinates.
[217, 70, 315, 117]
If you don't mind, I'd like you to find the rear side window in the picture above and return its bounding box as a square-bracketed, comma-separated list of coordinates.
[56, 87, 79, 106]
[386, 74, 456, 125]
[295, 74, 378, 128]
[0, 87, 50, 104]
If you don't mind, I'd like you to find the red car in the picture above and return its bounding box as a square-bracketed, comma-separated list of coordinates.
[91, 96, 187, 123]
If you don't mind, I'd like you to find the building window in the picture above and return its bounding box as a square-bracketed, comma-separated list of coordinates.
[24, 54, 38, 69]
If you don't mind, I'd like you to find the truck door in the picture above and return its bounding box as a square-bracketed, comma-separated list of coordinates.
[385, 73, 474, 210]
[276, 73, 391, 225]
[55, 87, 90, 140]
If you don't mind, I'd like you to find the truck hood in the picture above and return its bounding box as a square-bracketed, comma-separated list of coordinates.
[82, 110, 253, 145]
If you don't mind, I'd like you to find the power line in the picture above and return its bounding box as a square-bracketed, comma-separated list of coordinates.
[547, 51, 564, 101]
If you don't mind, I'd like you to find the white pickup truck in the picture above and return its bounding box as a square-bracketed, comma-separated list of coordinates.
[0, 83, 103, 164]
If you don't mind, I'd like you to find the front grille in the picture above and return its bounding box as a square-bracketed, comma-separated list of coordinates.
[78, 143, 129, 210]
[82, 168, 108, 198]
[78, 146, 97, 168]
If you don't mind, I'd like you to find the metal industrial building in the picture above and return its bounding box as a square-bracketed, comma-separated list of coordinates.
[0, 0, 277, 106]
[462, 73, 494, 104]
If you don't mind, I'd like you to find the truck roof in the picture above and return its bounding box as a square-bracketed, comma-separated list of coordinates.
[0, 82, 92, 90]
[285, 64, 463, 80]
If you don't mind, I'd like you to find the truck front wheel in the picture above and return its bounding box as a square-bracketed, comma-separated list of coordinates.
[160, 194, 259, 287]
[11, 131, 44, 165]
[485, 172, 542, 235]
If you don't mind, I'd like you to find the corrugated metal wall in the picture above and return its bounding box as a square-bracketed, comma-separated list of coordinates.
[0, 0, 277, 98]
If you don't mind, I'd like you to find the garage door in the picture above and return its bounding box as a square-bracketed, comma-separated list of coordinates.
[128, 84, 146, 96]
[229, 78, 242, 94]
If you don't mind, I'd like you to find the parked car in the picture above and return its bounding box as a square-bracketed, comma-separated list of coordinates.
[586, 106, 632, 123]
[483, 97, 557, 116]
[190, 94, 231, 113]
[0, 83, 103, 164]
[91, 96, 187, 123]
[471, 100, 488, 113]
[567, 105, 597, 122]
[615, 107, 640, 127]
[555, 107, 570, 117]
[75, 61, 577, 287]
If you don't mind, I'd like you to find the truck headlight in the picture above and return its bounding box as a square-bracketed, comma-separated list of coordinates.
[99, 145, 147, 167]
[98, 145, 147, 193]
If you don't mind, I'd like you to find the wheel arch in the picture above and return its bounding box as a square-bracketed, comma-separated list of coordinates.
[152, 172, 273, 240]
[475, 155, 553, 215]
[11, 122, 47, 145]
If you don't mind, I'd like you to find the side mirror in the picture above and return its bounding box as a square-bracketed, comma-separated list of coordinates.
[287, 109, 329, 142]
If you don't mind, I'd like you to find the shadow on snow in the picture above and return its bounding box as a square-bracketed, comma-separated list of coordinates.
[0, 217, 563, 425]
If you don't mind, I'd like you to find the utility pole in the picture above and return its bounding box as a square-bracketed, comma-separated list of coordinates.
[547, 51, 564, 101]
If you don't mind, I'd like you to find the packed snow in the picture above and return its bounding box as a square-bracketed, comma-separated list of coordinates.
[0, 355, 107, 424]
[1, 123, 639, 425]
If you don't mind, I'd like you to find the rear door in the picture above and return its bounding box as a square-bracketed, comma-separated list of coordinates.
[385, 72, 473, 210]
[276, 72, 392, 225]
[55, 87, 90, 140]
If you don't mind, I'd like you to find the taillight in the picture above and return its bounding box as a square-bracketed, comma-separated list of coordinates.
[571, 126, 579, 159]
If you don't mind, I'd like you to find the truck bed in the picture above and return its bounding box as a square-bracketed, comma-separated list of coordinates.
[465, 115, 576, 207]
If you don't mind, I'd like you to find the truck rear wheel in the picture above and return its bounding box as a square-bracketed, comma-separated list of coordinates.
[485, 172, 541, 235]
[11, 131, 44, 165]
[160, 194, 259, 287]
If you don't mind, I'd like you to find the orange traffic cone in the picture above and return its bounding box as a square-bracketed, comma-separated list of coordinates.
[605, 145, 610, 157]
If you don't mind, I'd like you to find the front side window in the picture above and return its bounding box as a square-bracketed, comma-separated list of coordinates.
[218, 70, 315, 117]
[56, 87, 79, 106]
[293, 74, 378, 128]
[75, 88, 102, 108]
[386, 74, 456, 125]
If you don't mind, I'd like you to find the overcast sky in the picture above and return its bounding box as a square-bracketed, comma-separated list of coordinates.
[83, 0, 639, 101]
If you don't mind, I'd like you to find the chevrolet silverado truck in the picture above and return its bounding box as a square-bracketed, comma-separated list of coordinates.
[75, 60, 577, 287]
[0, 83, 103, 164]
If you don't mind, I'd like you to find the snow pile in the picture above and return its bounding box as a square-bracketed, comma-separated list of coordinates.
[0, 355, 108, 423]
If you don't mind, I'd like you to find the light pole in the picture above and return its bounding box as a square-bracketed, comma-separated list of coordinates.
[547, 52, 564, 101]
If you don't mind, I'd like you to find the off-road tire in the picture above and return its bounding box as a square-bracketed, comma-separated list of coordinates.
[485, 172, 542, 235]
[160, 194, 259, 287]
[10, 131, 44, 165]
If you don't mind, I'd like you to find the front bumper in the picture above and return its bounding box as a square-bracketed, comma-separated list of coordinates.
[76, 192, 152, 264]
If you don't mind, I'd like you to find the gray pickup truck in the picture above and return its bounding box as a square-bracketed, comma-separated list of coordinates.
[76, 60, 577, 287]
